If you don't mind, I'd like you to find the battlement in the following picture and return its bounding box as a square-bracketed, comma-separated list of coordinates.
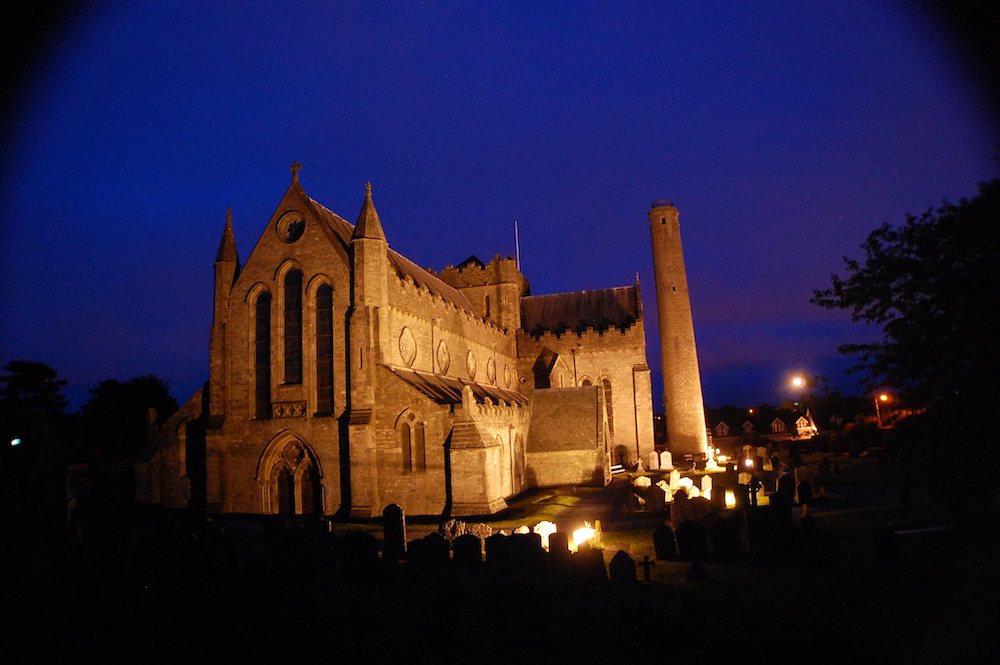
[517, 317, 646, 347]
[437, 254, 529, 291]
[392, 270, 511, 337]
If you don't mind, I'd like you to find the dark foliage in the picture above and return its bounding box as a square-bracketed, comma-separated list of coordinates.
[81, 374, 179, 462]
[811, 178, 1000, 418]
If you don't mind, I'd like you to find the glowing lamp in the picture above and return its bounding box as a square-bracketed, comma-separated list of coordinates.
[10, 438, 21, 447]
[718, 455, 728, 463]
[744, 457, 754, 468]
[571, 523, 596, 551]
[725, 489, 736, 508]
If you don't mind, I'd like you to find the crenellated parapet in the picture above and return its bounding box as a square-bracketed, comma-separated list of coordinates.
[518, 317, 647, 350]
[391, 271, 511, 337]
[436, 254, 529, 291]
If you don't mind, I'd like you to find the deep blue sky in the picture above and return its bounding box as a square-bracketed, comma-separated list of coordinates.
[2, 1, 997, 412]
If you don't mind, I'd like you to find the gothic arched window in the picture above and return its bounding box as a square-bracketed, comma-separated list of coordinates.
[284, 269, 303, 384]
[276, 465, 294, 515]
[254, 292, 272, 419]
[315, 284, 334, 414]
[399, 412, 426, 472]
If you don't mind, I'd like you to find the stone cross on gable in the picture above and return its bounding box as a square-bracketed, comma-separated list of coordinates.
[290, 161, 303, 182]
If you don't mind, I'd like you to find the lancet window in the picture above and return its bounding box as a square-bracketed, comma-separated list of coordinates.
[254, 292, 272, 419]
[284, 269, 303, 383]
[315, 284, 334, 414]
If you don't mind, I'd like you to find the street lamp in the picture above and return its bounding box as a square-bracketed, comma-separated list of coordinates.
[875, 392, 890, 428]
[789, 374, 808, 413]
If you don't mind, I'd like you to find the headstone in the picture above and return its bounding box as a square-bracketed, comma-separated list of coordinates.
[423, 531, 450, 566]
[646, 484, 667, 512]
[669, 468, 681, 490]
[452, 533, 482, 565]
[548, 530, 570, 559]
[609, 550, 637, 583]
[485, 532, 510, 566]
[748, 477, 763, 507]
[701, 474, 713, 499]
[639, 555, 655, 581]
[659, 450, 674, 470]
[342, 530, 379, 579]
[570, 546, 608, 584]
[674, 520, 709, 562]
[652, 524, 677, 560]
[709, 514, 744, 562]
[775, 470, 796, 509]
[533, 520, 558, 550]
[382, 503, 406, 561]
[510, 532, 545, 574]
[648, 451, 661, 471]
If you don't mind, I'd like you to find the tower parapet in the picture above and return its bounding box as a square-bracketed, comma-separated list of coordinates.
[436, 254, 529, 330]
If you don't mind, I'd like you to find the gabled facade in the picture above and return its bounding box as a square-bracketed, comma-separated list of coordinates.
[136, 166, 705, 518]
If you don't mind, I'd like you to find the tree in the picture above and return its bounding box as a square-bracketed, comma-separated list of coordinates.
[0, 360, 67, 416]
[811, 178, 1000, 420]
[81, 374, 178, 461]
[0, 361, 70, 535]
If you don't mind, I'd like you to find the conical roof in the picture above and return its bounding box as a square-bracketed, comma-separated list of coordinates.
[215, 208, 239, 263]
[352, 182, 386, 241]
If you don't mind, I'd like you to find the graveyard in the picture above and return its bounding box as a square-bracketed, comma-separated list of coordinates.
[6, 448, 997, 664]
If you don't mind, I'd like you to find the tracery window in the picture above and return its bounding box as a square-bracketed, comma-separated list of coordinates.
[284, 269, 303, 384]
[399, 412, 426, 472]
[315, 284, 334, 414]
[254, 292, 272, 419]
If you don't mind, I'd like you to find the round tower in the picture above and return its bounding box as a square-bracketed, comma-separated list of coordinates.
[648, 201, 709, 457]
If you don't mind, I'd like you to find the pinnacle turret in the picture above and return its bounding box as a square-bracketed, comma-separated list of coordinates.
[215, 208, 239, 264]
[352, 182, 386, 242]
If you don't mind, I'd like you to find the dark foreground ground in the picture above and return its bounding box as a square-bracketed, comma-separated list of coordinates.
[5, 452, 998, 664]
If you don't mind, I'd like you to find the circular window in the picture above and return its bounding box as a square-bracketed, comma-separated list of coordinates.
[276, 211, 306, 243]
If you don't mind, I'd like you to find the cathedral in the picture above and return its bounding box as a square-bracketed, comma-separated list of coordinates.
[135, 164, 708, 517]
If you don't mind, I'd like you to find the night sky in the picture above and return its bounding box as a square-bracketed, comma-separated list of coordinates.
[2, 1, 997, 413]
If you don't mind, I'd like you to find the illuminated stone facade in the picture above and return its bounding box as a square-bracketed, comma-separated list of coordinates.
[136, 168, 702, 517]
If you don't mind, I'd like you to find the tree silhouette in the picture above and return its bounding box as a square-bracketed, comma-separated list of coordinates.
[0, 360, 70, 536]
[811, 178, 1000, 419]
[81, 374, 178, 462]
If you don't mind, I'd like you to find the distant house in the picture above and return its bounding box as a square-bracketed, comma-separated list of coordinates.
[770, 418, 787, 434]
[714, 421, 731, 437]
[795, 409, 819, 438]
[741, 420, 754, 434]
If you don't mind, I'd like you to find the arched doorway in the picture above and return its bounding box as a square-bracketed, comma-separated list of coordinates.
[258, 436, 323, 515]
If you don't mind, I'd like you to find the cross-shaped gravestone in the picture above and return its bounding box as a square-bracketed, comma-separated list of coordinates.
[639, 555, 655, 581]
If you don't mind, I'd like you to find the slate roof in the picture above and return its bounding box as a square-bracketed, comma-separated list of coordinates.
[521, 285, 640, 336]
[387, 366, 528, 406]
[307, 196, 477, 316]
